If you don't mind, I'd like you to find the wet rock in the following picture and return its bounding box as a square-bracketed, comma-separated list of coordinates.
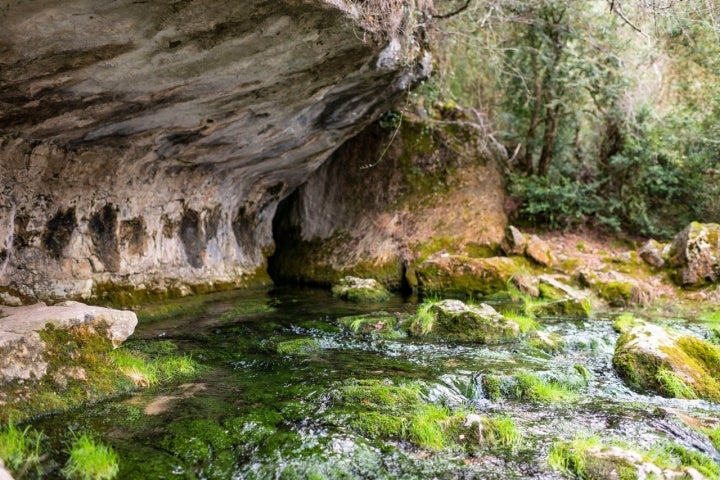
[331, 276, 390, 302]
[639, 239, 668, 268]
[535, 276, 592, 317]
[415, 255, 520, 297]
[501, 226, 527, 256]
[275, 338, 322, 356]
[0, 292, 22, 307]
[427, 300, 520, 343]
[668, 222, 720, 287]
[613, 320, 720, 401]
[0, 301, 137, 383]
[525, 235, 554, 267]
[579, 270, 653, 307]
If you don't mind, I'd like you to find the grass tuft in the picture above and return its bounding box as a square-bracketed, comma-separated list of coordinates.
[0, 421, 43, 474]
[62, 433, 119, 480]
[655, 368, 697, 399]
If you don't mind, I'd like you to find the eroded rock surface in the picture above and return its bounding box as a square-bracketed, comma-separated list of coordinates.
[0, 0, 429, 301]
[426, 299, 520, 343]
[0, 302, 137, 382]
[668, 222, 720, 287]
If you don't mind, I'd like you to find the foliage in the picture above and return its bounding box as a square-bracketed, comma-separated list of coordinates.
[426, 0, 720, 236]
[62, 433, 119, 480]
[0, 421, 43, 474]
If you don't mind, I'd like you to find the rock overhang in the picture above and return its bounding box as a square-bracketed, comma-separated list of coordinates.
[0, 0, 430, 301]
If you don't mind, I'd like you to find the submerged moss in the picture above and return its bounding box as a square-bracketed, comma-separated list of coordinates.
[275, 338, 322, 356]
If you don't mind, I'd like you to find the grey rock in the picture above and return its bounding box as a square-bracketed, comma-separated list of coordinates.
[0, 0, 428, 301]
[427, 299, 521, 343]
[668, 222, 720, 287]
[0, 302, 137, 383]
[501, 226, 527, 256]
[331, 276, 390, 302]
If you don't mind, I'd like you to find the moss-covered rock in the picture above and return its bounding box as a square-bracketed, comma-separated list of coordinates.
[532, 276, 592, 318]
[612, 319, 720, 401]
[668, 221, 720, 287]
[331, 276, 390, 302]
[415, 255, 523, 297]
[412, 299, 522, 343]
[275, 338, 322, 356]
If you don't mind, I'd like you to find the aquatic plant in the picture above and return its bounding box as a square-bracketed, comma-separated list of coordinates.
[0, 421, 43, 474]
[510, 371, 579, 403]
[408, 297, 440, 335]
[502, 312, 538, 334]
[481, 415, 521, 451]
[548, 434, 600, 477]
[612, 313, 642, 333]
[655, 368, 697, 399]
[275, 338, 322, 356]
[62, 433, 119, 480]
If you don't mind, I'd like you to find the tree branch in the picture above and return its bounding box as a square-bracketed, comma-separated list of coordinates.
[434, 0, 472, 19]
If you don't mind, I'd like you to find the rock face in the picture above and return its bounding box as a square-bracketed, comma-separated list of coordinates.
[268, 118, 507, 289]
[0, 0, 429, 301]
[668, 222, 720, 287]
[415, 255, 518, 297]
[0, 302, 137, 382]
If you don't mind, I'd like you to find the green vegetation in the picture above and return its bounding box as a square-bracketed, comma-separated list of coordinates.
[655, 367, 697, 399]
[612, 313, 642, 333]
[502, 312, 538, 334]
[338, 312, 406, 339]
[0, 421, 43, 475]
[480, 416, 521, 451]
[62, 433, 119, 480]
[425, 0, 720, 237]
[275, 338, 322, 356]
[482, 371, 582, 403]
[407, 297, 440, 335]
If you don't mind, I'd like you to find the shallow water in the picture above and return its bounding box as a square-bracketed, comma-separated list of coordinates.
[27, 286, 720, 479]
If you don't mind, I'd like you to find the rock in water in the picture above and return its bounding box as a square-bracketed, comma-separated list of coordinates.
[332, 276, 390, 302]
[428, 299, 520, 343]
[613, 319, 720, 401]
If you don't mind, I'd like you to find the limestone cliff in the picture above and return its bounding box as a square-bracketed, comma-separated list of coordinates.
[0, 0, 430, 301]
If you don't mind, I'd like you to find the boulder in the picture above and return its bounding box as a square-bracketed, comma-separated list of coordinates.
[501, 226, 527, 256]
[0, 302, 137, 383]
[535, 276, 592, 317]
[668, 222, 720, 287]
[415, 255, 521, 297]
[613, 320, 720, 401]
[525, 235, 554, 267]
[638, 239, 668, 268]
[331, 276, 390, 302]
[0, 460, 14, 480]
[578, 270, 653, 307]
[427, 299, 521, 343]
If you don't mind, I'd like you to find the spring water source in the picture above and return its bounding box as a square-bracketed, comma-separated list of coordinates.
[27, 287, 720, 479]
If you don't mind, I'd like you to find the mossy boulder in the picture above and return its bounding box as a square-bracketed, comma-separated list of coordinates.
[668, 221, 720, 287]
[331, 276, 390, 302]
[579, 271, 651, 307]
[275, 338, 322, 356]
[415, 255, 522, 297]
[426, 300, 521, 343]
[613, 320, 720, 401]
[534, 276, 592, 317]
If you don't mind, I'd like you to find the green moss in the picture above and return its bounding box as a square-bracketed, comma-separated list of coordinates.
[408, 404, 452, 450]
[502, 312, 538, 334]
[526, 332, 565, 354]
[597, 280, 635, 307]
[548, 435, 638, 480]
[656, 367, 697, 399]
[331, 277, 391, 303]
[275, 338, 322, 356]
[407, 297, 440, 336]
[338, 312, 405, 339]
[657, 443, 720, 479]
[482, 375, 504, 401]
[613, 313, 642, 333]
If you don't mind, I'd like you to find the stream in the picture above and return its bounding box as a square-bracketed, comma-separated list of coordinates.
[27, 286, 720, 479]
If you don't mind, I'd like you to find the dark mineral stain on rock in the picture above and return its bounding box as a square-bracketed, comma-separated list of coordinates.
[89, 204, 120, 271]
[43, 207, 77, 259]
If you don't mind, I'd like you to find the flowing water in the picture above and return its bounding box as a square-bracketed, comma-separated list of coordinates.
[27, 287, 720, 479]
